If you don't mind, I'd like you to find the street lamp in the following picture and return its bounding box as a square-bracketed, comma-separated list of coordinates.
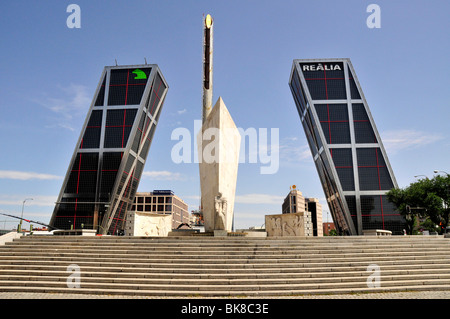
[433, 170, 449, 234]
[18, 198, 33, 233]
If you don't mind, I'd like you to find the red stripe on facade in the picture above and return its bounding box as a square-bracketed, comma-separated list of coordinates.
[150, 81, 162, 115]
[105, 125, 132, 128]
[358, 165, 386, 168]
[55, 215, 93, 218]
[122, 109, 126, 148]
[322, 68, 332, 146]
[109, 83, 146, 86]
[76, 153, 82, 194]
[375, 148, 382, 190]
[375, 148, 385, 229]
[124, 70, 129, 106]
[320, 120, 349, 123]
[326, 104, 332, 144]
[323, 69, 329, 100]
[305, 77, 345, 80]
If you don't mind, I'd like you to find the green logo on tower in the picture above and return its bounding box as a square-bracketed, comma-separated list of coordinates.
[132, 69, 147, 80]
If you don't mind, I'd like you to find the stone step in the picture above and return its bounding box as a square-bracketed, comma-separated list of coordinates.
[1, 272, 450, 287]
[10, 238, 450, 247]
[7, 244, 449, 252]
[7, 243, 449, 251]
[1, 283, 449, 297]
[16, 235, 448, 240]
[0, 257, 448, 270]
[1, 249, 449, 260]
[0, 266, 444, 280]
[6, 244, 448, 253]
[2, 262, 449, 274]
[0, 250, 433, 258]
[0, 252, 450, 265]
[1, 235, 448, 296]
[0, 250, 449, 260]
[4, 240, 450, 249]
[1, 278, 449, 292]
[1, 266, 448, 280]
[11, 236, 450, 242]
[3, 243, 450, 251]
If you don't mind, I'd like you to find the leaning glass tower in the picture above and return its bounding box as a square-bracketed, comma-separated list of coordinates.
[289, 58, 405, 235]
[49, 64, 168, 235]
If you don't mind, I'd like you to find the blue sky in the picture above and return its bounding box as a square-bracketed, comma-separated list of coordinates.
[0, 1, 449, 230]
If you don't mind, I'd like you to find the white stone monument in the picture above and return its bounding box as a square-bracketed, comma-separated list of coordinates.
[198, 97, 241, 233]
[131, 212, 172, 237]
[265, 212, 313, 237]
[198, 15, 241, 235]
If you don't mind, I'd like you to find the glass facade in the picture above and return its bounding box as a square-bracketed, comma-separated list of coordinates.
[50, 65, 168, 234]
[289, 59, 405, 235]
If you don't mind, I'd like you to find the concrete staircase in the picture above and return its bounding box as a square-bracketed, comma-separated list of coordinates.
[0, 235, 449, 297]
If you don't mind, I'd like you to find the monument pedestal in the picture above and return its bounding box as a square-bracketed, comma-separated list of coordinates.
[214, 230, 228, 237]
[265, 212, 313, 237]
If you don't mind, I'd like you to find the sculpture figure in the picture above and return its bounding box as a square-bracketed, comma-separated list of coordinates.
[214, 192, 227, 230]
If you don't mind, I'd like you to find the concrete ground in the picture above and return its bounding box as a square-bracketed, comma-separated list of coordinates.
[0, 290, 449, 299]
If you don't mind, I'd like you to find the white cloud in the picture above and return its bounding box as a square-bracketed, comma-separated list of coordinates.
[235, 193, 285, 205]
[47, 84, 91, 115]
[279, 137, 312, 163]
[177, 108, 187, 115]
[381, 129, 443, 154]
[34, 83, 91, 131]
[44, 123, 77, 132]
[142, 170, 186, 181]
[0, 195, 57, 207]
[0, 170, 62, 181]
[183, 195, 200, 201]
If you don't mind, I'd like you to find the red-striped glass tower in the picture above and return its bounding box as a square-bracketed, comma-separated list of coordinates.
[289, 59, 405, 235]
[49, 64, 168, 235]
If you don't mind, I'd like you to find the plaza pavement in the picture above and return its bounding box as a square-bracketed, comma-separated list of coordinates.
[0, 290, 449, 299]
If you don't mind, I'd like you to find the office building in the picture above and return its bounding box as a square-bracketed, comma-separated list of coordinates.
[49, 64, 168, 235]
[323, 222, 336, 236]
[289, 59, 405, 235]
[305, 197, 323, 237]
[282, 188, 306, 215]
[282, 187, 323, 236]
[128, 190, 190, 230]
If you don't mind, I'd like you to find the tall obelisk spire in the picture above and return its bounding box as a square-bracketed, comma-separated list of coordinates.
[198, 14, 241, 234]
[202, 14, 213, 123]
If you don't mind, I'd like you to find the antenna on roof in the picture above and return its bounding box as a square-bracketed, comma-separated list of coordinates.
[115, 59, 118, 66]
[144, 57, 148, 65]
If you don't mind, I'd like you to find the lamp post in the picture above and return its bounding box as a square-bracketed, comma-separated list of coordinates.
[18, 198, 33, 233]
[433, 170, 449, 234]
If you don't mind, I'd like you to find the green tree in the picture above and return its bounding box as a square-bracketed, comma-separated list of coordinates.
[431, 174, 450, 233]
[386, 187, 419, 235]
[386, 174, 450, 235]
[327, 229, 338, 236]
[420, 218, 438, 233]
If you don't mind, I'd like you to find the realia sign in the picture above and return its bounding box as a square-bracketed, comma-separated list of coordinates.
[302, 63, 342, 72]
